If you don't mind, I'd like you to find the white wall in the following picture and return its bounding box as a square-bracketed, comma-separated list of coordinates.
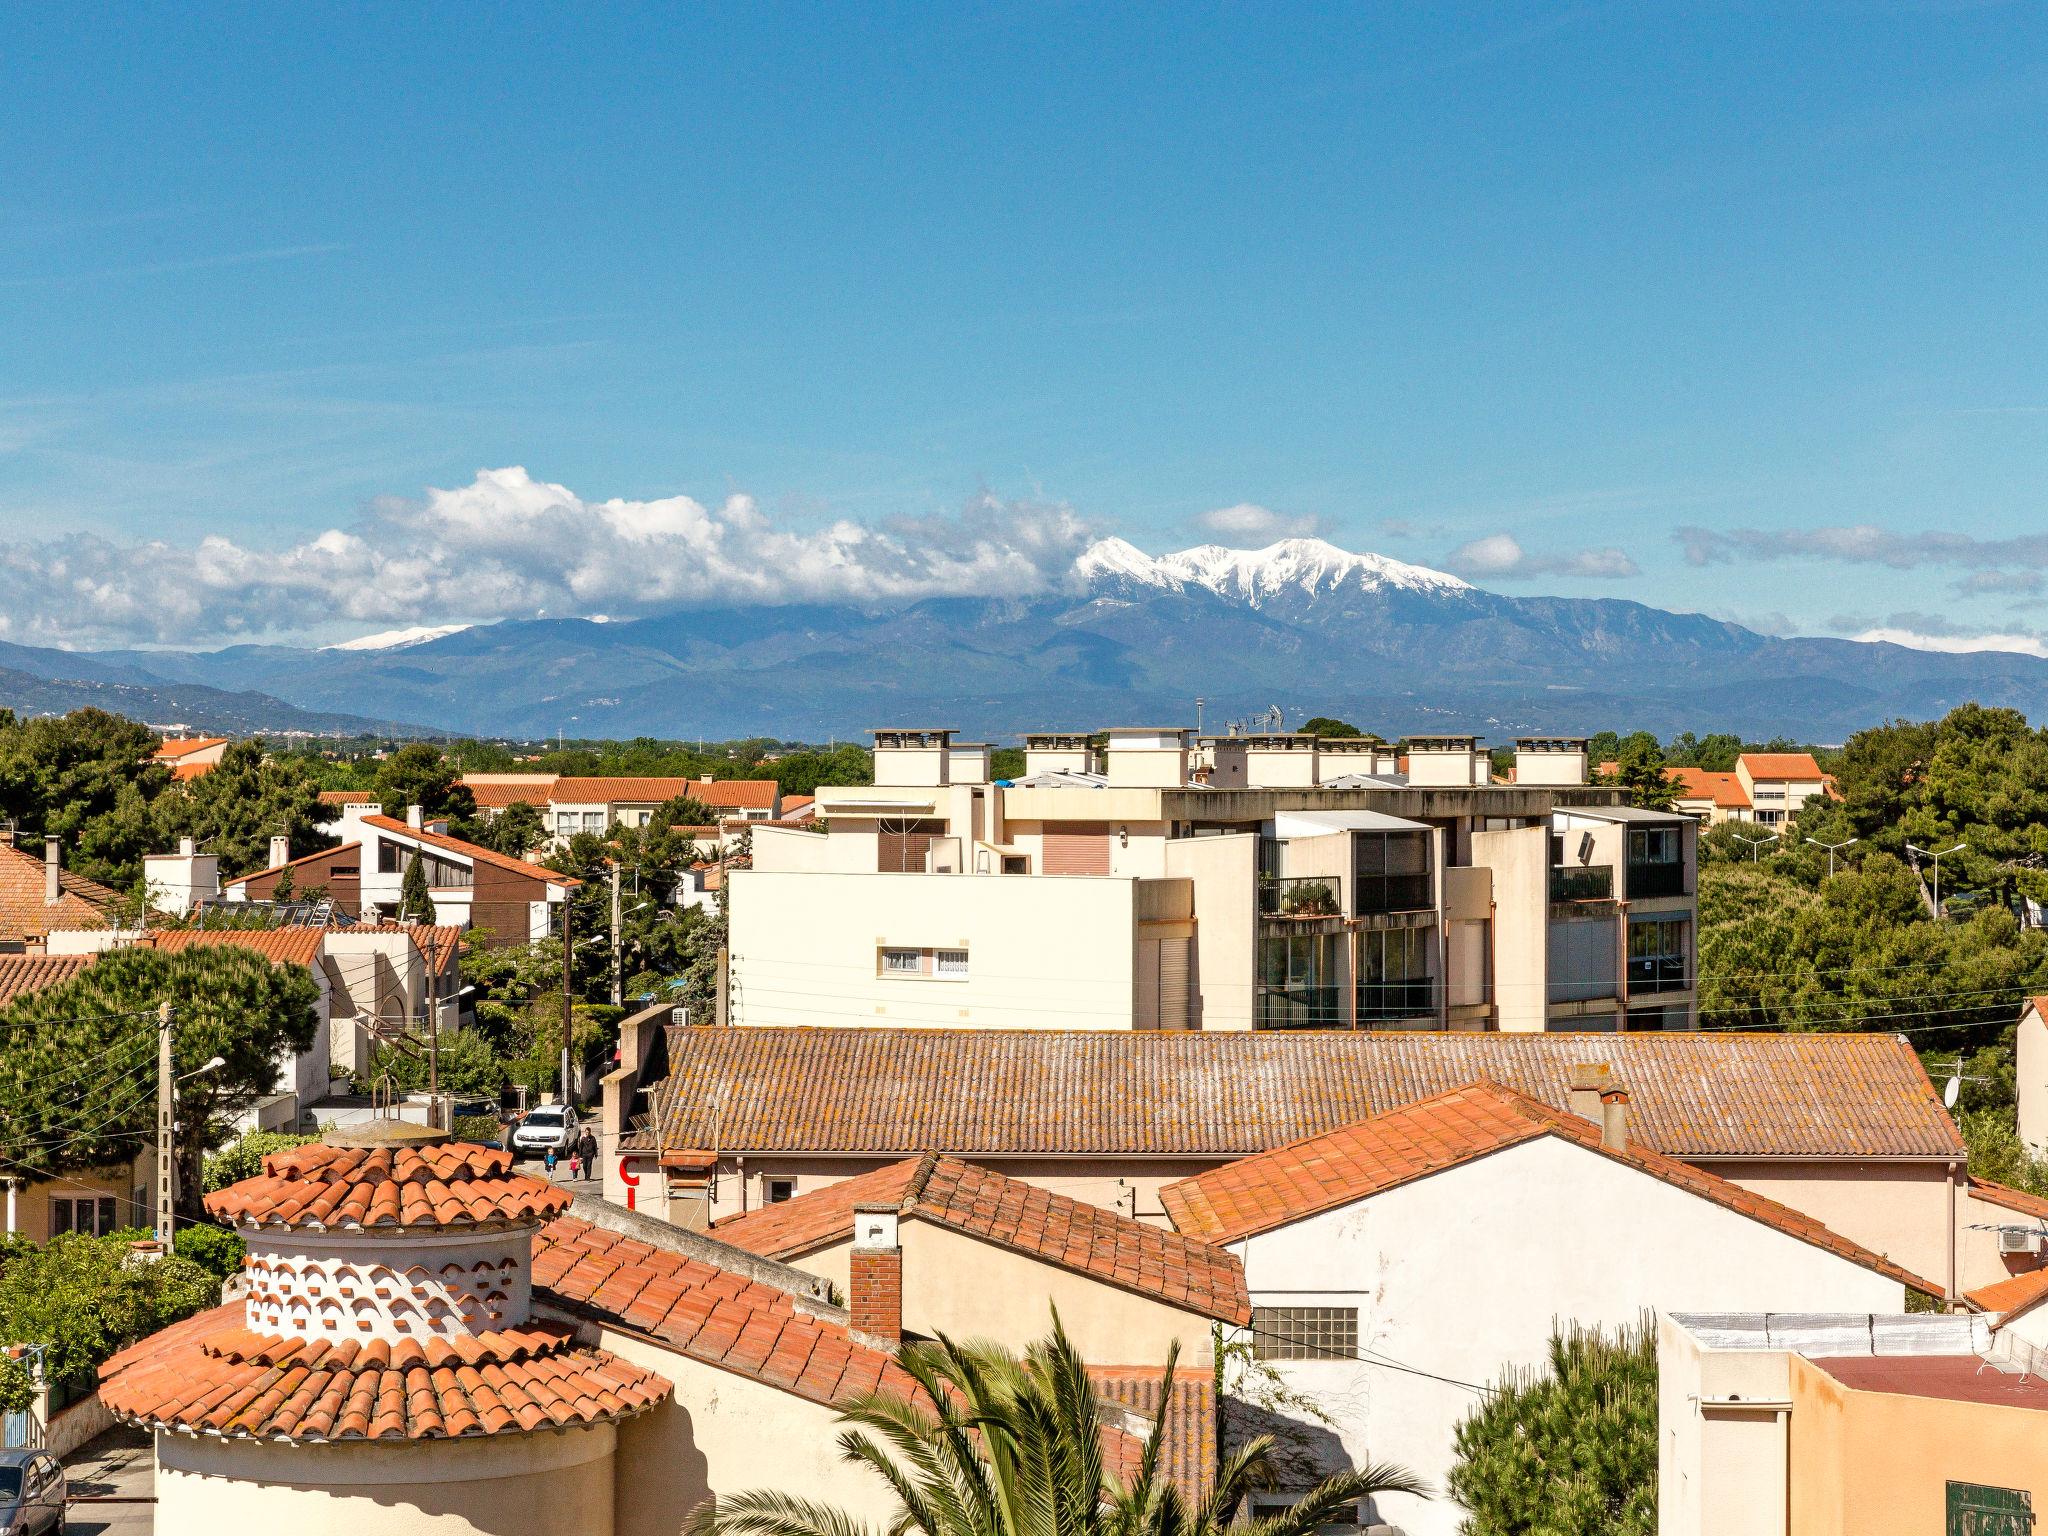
[1225, 1134, 1904, 1536]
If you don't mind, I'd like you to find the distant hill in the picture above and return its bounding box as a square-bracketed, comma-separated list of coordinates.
[0, 653, 448, 738]
[8, 538, 2048, 740]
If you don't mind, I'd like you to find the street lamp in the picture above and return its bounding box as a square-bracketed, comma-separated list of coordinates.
[1906, 841, 1968, 918]
[1805, 836, 1859, 878]
[1733, 831, 1779, 862]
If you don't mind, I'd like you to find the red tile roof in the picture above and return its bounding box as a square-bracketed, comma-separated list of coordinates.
[464, 780, 556, 810]
[1090, 1367, 1216, 1502]
[0, 953, 95, 1006]
[1965, 1267, 2048, 1315]
[99, 1303, 668, 1441]
[1740, 752, 1825, 780]
[1160, 1082, 1939, 1295]
[149, 927, 328, 970]
[318, 790, 378, 806]
[635, 1027, 1965, 1163]
[169, 762, 212, 782]
[1969, 1178, 2048, 1221]
[1806, 1353, 2048, 1411]
[0, 842, 121, 943]
[227, 841, 362, 886]
[533, 1214, 921, 1409]
[714, 1154, 1250, 1324]
[1668, 767, 1749, 808]
[361, 816, 579, 888]
[209, 1141, 570, 1232]
[153, 737, 228, 760]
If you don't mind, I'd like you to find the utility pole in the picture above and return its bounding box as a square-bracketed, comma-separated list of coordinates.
[154, 1001, 174, 1245]
[560, 898, 573, 1106]
[610, 863, 623, 1009]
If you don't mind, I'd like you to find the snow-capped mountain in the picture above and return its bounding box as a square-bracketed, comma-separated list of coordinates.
[324, 624, 473, 652]
[1074, 537, 1472, 604]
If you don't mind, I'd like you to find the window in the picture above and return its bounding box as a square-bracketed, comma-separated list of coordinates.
[881, 948, 923, 975]
[1626, 826, 1686, 897]
[935, 949, 969, 978]
[1353, 831, 1432, 914]
[582, 811, 606, 832]
[879, 946, 969, 979]
[555, 812, 577, 834]
[1627, 917, 1689, 994]
[1252, 1306, 1358, 1361]
[1258, 930, 1340, 1027]
[1357, 927, 1435, 1023]
[378, 843, 403, 874]
[52, 1196, 119, 1236]
[765, 1178, 796, 1204]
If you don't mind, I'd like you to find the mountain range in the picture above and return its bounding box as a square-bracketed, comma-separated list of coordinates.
[5, 537, 2046, 741]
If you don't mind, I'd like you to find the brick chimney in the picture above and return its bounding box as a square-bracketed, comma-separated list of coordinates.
[43, 836, 60, 905]
[1600, 1086, 1630, 1153]
[1566, 1063, 1611, 1125]
[847, 1205, 902, 1349]
[269, 834, 291, 870]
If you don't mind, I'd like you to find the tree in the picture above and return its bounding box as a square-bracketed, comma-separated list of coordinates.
[1298, 716, 1370, 739]
[0, 946, 319, 1215]
[0, 708, 168, 886]
[398, 851, 437, 923]
[150, 738, 334, 879]
[689, 1316, 1424, 1536]
[1448, 1320, 1656, 1536]
[473, 799, 545, 857]
[1608, 738, 1677, 811]
[204, 1129, 317, 1191]
[0, 1230, 217, 1390]
[373, 742, 477, 826]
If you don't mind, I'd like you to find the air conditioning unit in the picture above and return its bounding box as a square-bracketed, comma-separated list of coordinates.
[1999, 1227, 2043, 1256]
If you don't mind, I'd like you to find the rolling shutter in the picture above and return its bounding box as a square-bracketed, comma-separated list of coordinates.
[1158, 937, 1191, 1029]
[1043, 823, 1111, 875]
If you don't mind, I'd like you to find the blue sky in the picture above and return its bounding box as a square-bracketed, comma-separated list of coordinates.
[6, 3, 2048, 650]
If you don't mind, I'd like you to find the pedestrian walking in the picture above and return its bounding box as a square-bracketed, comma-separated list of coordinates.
[543, 1143, 558, 1180]
[575, 1129, 598, 1184]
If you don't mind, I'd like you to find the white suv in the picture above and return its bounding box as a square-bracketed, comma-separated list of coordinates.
[509, 1105, 580, 1159]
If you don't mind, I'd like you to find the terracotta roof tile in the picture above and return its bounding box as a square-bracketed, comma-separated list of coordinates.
[1966, 1266, 2048, 1315]
[634, 1027, 1965, 1163]
[99, 1304, 667, 1441]
[154, 738, 229, 759]
[462, 780, 557, 809]
[150, 927, 328, 969]
[0, 843, 121, 944]
[0, 953, 95, 1006]
[714, 1155, 1249, 1324]
[1089, 1367, 1215, 1501]
[1968, 1177, 2048, 1221]
[208, 1141, 570, 1232]
[318, 790, 379, 806]
[1739, 752, 1826, 780]
[1159, 1082, 1940, 1294]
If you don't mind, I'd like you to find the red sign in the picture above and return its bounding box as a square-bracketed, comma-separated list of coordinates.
[617, 1157, 641, 1210]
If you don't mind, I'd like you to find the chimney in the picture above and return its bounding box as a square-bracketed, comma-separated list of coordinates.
[269, 835, 291, 870]
[847, 1205, 903, 1348]
[1600, 1086, 1630, 1153]
[1566, 1063, 1610, 1125]
[179, 837, 196, 857]
[43, 836, 59, 905]
[406, 804, 424, 830]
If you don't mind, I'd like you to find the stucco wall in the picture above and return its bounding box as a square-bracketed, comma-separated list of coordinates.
[1231, 1134, 1904, 1536]
[1787, 1353, 2048, 1534]
[1161, 832, 1257, 1032]
[1958, 1185, 2047, 1296]
[1696, 1157, 1956, 1298]
[2020, 1004, 2048, 1156]
[155, 1421, 616, 1536]
[729, 870, 1145, 1030]
[1468, 825, 1547, 1032]
[5, 1164, 140, 1241]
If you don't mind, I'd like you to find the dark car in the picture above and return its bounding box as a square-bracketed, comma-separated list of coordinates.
[0, 1449, 66, 1534]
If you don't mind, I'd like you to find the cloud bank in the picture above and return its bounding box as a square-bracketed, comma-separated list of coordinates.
[0, 467, 1097, 647]
[1191, 502, 1321, 541]
[1442, 532, 1639, 580]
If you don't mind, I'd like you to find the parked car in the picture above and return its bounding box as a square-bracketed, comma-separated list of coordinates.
[508, 1104, 580, 1159]
[0, 1448, 66, 1534]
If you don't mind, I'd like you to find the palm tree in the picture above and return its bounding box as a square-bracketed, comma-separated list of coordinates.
[688, 1314, 1425, 1536]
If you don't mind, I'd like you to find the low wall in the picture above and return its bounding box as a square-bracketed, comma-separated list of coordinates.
[48, 1392, 114, 1459]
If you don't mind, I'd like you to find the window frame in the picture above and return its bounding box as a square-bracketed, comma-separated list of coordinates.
[1250, 1304, 1359, 1362]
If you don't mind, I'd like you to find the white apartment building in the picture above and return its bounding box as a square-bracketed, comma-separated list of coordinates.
[730, 728, 1698, 1034]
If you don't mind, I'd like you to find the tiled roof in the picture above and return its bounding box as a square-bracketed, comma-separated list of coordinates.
[1966, 1267, 2048, 1315]
[464, 780, 556, 809]
[318, 790, 378, 806]
[360, 816, 579, 888]
[713, 1154, 1250, 1324]
[154, 738, 228, 759]
[1159, 1082, 1939, 1294]
[533, 1214, 920, 1409]
[1969, 1178, 2048, 1221]
[634, 1027, 1965, 1162]
[0, 953, 95, 1006]
[169, 762, 212, 782]
[99, 1303, 668, 1441]
[1089, 1367, 1216, 1502]
[549, 777, 696, 805]
[149, 927, 328, 969]
[1667, 767, 1749, 808]
[0, 842, 120, 942]
[209, 1141, 571, 1232]
[227, 841, 362, 886]
[1740, 752, 1825, 780]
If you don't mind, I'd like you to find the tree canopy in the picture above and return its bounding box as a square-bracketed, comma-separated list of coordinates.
[0, 708, 168, 887]
[374, 742, 479, 827]
[0, 1230, 216, 1390]
[149, 738, 333, 879]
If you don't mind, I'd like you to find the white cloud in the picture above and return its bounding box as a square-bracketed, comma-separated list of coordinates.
[1443, 532, 1639, 580]
[0, 467, 1098, 647]
[1853, 627, 2048, 660]
[1192, 503, 1320, 541]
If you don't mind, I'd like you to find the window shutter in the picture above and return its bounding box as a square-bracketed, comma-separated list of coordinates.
[1042, 824, 1111, 875]
[1158, 937, 1191, 1028]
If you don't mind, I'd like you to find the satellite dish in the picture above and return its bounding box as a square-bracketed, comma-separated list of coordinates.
[1945, 1075, 1962, 1110]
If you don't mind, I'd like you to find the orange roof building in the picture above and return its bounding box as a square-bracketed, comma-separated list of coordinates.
[0, 839, 120, 946]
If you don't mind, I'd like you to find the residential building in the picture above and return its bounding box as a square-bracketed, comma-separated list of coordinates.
[152, 736, 230, 781]
[2010, 995, 2048, 1156]
[0, 838, 119, 951]
[1659, 1309, 2047, 1536]
[737, 728, 1698, 1034]
[221, 803, 578, 946]
[608, 1026, 1970, 1296]
[458, 773, 781, 846]
[1734, 751, 1830, 827]
[1160, 1082, 1930, 1536]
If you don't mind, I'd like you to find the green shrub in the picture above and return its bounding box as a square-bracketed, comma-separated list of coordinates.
[204, 1129, 316, 1192]
[0, 1232, 216, 1390]
[172, 1222, 245, 1280]
[452, 1114, 501, 1146]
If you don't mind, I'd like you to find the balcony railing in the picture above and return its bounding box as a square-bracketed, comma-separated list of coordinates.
[1259, 877, 1343, 919]
[1356, 979, 1439, 1024]
[1353, 873, 1435, 915]
[1628, 955, 1690, 994]
[1257, 985, 1343, 1029]
[1550, 865, 1613, 902]
[1626, 861, 1686, 899]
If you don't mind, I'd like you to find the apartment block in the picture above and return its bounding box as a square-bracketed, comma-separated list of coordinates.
[733, 727, 1698, 1033]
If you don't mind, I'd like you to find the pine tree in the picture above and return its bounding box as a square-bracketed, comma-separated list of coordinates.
[398, 851, 436, 923]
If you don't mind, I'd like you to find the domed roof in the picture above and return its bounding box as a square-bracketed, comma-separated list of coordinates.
[207, 1137, 569, 1233]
